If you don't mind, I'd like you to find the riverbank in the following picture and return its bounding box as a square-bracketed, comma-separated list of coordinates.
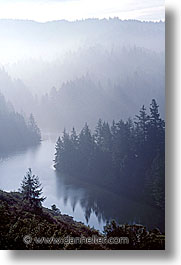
[0, 190, 105, 250]
[0, 190, 165, 250]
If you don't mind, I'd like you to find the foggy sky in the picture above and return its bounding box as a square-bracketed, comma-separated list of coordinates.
[0, 0, 165, 22]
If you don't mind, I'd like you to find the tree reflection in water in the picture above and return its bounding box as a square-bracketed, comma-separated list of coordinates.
[55, 172, 164, 232]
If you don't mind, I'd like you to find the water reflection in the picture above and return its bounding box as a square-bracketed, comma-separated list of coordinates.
[0, 138, 164, 232]
[55, 172, 165, 232]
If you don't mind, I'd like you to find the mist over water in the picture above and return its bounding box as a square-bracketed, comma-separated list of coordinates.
[0, 137, 164, 232]
[0, 18, 165, 233]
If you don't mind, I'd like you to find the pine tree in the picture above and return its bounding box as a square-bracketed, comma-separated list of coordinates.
[28, 114, 41, 143]
[135, 105, 150, 144]
[101, 122, 112, 152]
[54, 137, 62, 170]
[148, 99, 165, 157]
[61, 129, 73, 172]
[70, 127, 78, 148]
[20, 169, 46, 209]
[150, 100, 162, 128]
[78, 123, 94, 175]
[111, 120, 117, 138]
[94, 119, 103, 147]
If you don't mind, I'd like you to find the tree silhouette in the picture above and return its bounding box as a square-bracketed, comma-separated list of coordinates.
[28, 114, 41, 143]
[20, 169, 46, 209]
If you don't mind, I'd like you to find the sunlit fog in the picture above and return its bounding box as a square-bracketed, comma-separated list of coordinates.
[0, 0, 165, 250]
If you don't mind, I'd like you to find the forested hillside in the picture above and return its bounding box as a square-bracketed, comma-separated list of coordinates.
[0, 92, 41, 155]
[0, 67, 34, 114]
[0, 19, 164, 132]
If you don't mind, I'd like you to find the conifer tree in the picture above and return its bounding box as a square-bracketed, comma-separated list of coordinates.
[94, 119, 103, 147]
[70, 127, 78, 148]
[135, 105, 150, 144]
[54, 137, 62, 170]
[20, 169, 46, 209]
[148, 99, 165, 157]
[28, 114, 41, 143]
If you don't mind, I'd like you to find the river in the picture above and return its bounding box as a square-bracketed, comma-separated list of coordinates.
[0, 134, 164, 232]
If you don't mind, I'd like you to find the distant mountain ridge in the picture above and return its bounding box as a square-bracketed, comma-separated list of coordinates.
[0, 18, 165, 63]
[0, 18, 165, 132]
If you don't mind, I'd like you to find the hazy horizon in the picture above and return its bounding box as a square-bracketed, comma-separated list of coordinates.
[0, 17, 165, 23]
[0, 0, 165, 22]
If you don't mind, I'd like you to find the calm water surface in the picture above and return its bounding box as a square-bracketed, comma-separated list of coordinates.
[0, 134, 164, 232]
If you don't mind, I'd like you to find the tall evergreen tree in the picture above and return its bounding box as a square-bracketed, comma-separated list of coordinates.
[135, 105, 150, 145]
[94, 119, 103, 148]
[101, 122, 112, 153]
[78, 123, 94, 175]
[28, 113, 41, 144]
[20, 169, 46, 209]
[70, 127, 78, 148]
[60, 129, 72, 173]
[148, 99, 165, 157]
[54, 136, 62, 170]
